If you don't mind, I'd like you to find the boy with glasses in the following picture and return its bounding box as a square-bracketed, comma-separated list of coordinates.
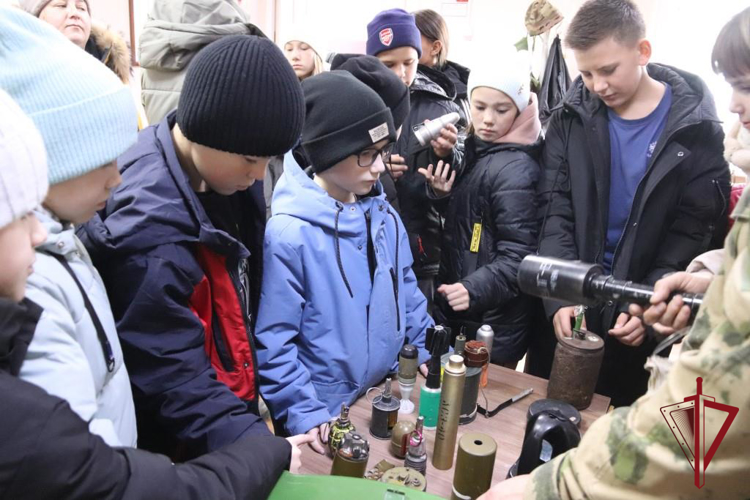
[255, 71, 432, 453]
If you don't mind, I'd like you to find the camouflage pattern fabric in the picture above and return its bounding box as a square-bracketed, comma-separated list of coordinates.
[525, 189, 750, 499]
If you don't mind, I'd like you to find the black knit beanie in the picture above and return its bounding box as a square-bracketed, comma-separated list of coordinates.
[333, 55, 410, 130]
[177, 35, 304, 156]
[301, 71, 395, 173]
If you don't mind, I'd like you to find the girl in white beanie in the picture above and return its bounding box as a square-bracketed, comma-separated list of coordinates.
[279, 28, 327, 81]
[421, 51, 543, 367]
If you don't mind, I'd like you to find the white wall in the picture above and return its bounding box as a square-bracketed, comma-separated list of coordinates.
[88, 0, 130, 47]
[102, 0, 746, 127]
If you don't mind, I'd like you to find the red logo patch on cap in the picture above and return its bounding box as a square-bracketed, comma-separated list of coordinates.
[379, 28, 393, 46]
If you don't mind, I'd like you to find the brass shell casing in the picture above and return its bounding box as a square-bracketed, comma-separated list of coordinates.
[432, 355, 466, 470]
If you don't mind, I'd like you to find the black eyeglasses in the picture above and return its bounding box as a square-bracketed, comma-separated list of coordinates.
[356, 143, 395, 168]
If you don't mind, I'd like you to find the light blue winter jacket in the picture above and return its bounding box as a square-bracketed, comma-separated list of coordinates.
[255, 154, 432, 436]
[20, 209, 137, 447]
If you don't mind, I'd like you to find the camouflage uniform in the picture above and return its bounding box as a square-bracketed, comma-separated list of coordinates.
[525, 190, 750, 499]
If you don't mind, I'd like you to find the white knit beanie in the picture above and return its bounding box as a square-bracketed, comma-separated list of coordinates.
[468, 50, 531, 113]
[0, 89, 48, 230]
[278, 25, 326, 58]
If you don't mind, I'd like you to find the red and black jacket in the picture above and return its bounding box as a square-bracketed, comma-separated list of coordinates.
[79, 113, 270, 459]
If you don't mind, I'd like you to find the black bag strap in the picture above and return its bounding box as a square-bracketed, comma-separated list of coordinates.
[49, 253, 115, 372]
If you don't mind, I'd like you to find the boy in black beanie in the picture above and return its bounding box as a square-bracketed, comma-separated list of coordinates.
[255, 71, 433, 453]
[79, 35, 315, 467]
[333, 54, 410, 211]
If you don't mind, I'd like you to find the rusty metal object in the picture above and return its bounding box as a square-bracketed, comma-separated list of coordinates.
[546, 329, 604, 410]
[380, 467, 427, 492]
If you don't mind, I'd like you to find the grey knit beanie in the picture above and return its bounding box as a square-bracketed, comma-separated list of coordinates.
[20, 0, 90, 17]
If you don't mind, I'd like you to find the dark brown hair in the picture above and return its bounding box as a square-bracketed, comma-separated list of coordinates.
[413, 9, 449, 68]
[712, 7, 750, 79]
[565, 0, 645, 51]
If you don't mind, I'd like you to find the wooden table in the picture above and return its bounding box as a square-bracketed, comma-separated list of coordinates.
[299, 365, 609, 499]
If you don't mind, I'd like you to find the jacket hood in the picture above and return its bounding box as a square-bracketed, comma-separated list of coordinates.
[80, 117, 248, 258]
[85, 23, 131, 83]
[440, 60, 470, 99]
[139, 0, 265, 72]
[0, 298, 42, 377]
[564, 63, 721, 128]
[34, 208, 76, 255]
[273, 152, 387, 236]
[413, 64, 457, 101]
[273, 152, 392, 297]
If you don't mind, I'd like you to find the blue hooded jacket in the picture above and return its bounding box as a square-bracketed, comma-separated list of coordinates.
[255, 154, 433, 436]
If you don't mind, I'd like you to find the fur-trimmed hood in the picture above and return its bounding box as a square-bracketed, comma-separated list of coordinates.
[85, 23, 131, 84]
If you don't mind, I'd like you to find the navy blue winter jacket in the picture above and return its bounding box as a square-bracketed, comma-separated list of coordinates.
[79, 113, 271, 459]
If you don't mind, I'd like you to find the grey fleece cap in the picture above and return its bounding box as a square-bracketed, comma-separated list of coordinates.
[20, 0, 90, 17]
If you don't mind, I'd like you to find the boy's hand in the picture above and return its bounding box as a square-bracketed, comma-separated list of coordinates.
[430, 122, 458, 158]
[285, 433, 316, 473]
[437, 283, 470, 311]
[608, 312, 645, 346]
[418, 160, 455, 196]
[387, 153, 408, 180]
[628, 272, 711, 335]
[305, 421, 331, 455]
[552, 306, 579, 341]
[419, 363, 429, 377]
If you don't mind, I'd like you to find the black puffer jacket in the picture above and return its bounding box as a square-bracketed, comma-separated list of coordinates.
[534, 63, 730, 406]
[0, 297, 291, 500]
[394, 66, 464, 277]
[435, 137, 541, 364]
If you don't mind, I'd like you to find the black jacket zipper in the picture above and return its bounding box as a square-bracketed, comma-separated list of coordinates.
[390, 268, 401, 331]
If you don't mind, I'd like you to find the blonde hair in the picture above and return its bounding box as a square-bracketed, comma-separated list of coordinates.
[413, 9, 449, 68]
[712, 7, 750, 79]
[311, 51, 324, 78]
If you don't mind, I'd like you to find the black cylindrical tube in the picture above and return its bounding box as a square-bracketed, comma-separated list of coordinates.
[519, 255, 704, 314]
[370, 378, 401, 439]
[459, 367, 482, 425]
[590, 275, 703, 311]
[518, 255, 601, 306]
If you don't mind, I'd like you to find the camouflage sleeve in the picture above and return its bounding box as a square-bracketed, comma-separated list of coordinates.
[524, 192, 750, 500]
